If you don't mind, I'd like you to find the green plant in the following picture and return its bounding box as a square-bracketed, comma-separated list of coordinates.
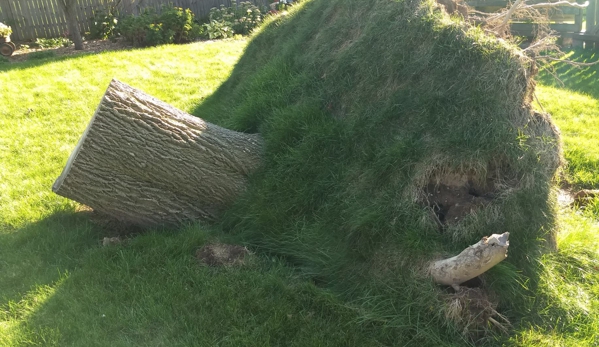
[147, 22, 174, 46]
[88, 8, 119, 40]
[0, 22, 11, 37]
[118, 9, 155, 46]
[160, 7, 201, 43]
[118, 6, 202, 47]
[34, 37, 73, 49]
[232, 2, 263, 35]
[203, 19, 234, 40]
[203, 2, 264, 39]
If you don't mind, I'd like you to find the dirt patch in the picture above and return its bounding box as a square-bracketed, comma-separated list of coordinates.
[196, 243, 250, 267]
[424, 172, 497, 227]
[557, 188, 575, 208]
[102, 236, 123, 246]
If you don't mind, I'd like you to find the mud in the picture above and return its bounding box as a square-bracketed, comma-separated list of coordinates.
[424, 172, 498, 227]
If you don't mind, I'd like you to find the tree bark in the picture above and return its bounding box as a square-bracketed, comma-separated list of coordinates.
[429, 232, 510, 290]
[53, 79, 263, 227]
[57, 0, 84, 50]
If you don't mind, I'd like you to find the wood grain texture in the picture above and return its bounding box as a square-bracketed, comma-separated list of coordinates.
[53, 79, 263, 227]
[429, 233, 510, 289]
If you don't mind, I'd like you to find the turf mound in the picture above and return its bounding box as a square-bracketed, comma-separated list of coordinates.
[195, 0, 562, 342]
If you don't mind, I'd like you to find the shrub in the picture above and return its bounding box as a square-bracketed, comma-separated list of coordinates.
[118, 9, 155, 46]
[160, 7, 200, 43]
[203, 18, 234, 40]
[203, 2, 263, 39]
[88, 8, 119, 40]
[118, 6, 202, 47]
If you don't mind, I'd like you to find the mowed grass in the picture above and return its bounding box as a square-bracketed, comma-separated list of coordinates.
[0, 38, 598, 346]
[509, 51, 599, 347]
[537, 50, 599, 189]
[0, 41, 385, 346]
[0, 41, 244, 227]
[0, 40, 372, 346]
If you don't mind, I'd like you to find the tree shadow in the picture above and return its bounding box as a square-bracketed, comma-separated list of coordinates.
[0, 208, 118, 307]
[0, 41, 142, 73]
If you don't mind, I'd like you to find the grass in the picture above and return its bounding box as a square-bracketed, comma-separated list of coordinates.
[536, 50, 599, 189]
[0, 0, 598, 345]
[195, 0, 562, 342]
[505, 50, 599, 347]
[0, 40, 389, 346]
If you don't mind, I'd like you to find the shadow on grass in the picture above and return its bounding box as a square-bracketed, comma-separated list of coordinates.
[0, 45, 144, 74]
[0, 210, 386, 346]
[537, 49, 599, 100]
[0, 209, 106, 307]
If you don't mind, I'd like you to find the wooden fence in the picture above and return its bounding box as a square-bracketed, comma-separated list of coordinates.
[0, 0, 269, 41]
[468, 0, 599, 48]
[2, 0, 598, 45]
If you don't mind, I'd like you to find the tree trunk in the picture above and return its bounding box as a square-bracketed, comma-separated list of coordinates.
[53, 79, 263, 227]
[57, 0, 84, 50]
[429, 232, 510, 290]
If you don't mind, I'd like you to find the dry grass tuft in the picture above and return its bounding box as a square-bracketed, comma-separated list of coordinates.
[444, 287, 511, 336]
[196, 243, 251, 267]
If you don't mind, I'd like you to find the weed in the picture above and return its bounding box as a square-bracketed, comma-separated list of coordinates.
[34, 37, 72, 49]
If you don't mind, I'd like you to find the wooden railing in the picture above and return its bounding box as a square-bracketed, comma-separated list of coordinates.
[467, 0, 598, 48]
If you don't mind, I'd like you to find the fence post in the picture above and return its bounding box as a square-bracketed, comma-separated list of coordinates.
[588, 0, 597, 34]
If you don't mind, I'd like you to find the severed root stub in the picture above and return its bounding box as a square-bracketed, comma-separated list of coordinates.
[430, 232, 510, 291]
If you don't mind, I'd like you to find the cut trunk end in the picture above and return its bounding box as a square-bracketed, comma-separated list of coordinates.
[53, 79, 263, 227]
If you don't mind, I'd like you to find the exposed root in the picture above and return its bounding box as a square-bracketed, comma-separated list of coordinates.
[444, 287, 511, 337]
[573, 190, 599, 207]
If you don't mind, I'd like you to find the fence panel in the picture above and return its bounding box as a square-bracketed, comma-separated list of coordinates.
[0, 0, 270, 41]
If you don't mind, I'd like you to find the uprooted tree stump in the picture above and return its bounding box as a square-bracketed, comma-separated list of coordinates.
[53, 79, 263, 227]
[54, 80, 511, 290]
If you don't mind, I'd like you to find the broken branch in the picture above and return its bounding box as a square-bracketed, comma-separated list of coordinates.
[430, 232, 510, 290]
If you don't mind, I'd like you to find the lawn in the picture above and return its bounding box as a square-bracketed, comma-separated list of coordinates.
[0, 40, 598, 346]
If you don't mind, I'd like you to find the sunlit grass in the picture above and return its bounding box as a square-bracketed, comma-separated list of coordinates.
[0, 41, 246, 227]
[536, 85, 599, 188]
[0, 39, 388, 346]
[507, 51, 599, 346]
[0, 34, 598, 346]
